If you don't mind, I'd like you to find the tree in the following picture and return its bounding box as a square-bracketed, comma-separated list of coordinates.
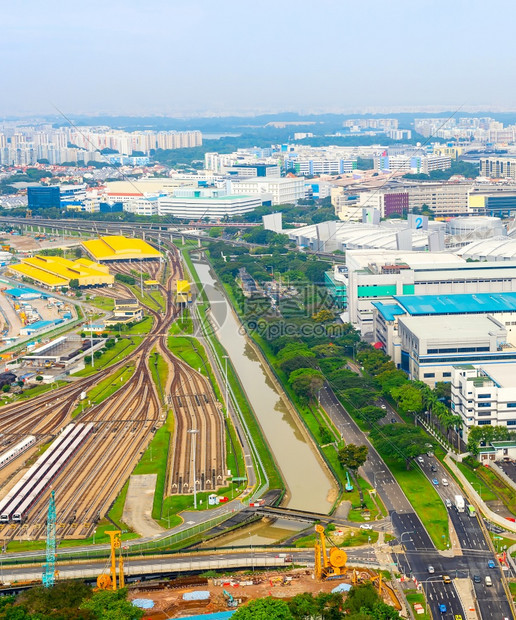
[233, 597, 293, 620]
[81, 588, 143, 620]
[371, 424, 436, 469]
[345, 583, 381, 615]
[2, 385, 10, 393]
[18, 581, 93, 617]
[35, 376, 43, 383]
[338, 444, 368, 503]
[209, 227, 223, 238]
[289, 368, 324, 402]
[312, 309, 335, 323]
[69, 278, 80, 289]
[341, 387, 378, 409]
[357, 406, 386, 426]
[390, 384, 423, 413]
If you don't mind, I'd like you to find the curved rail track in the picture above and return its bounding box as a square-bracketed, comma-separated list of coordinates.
[0, 244, 227, 542]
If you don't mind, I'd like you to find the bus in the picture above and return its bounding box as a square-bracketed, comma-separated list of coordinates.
[467, 504, 476, 517]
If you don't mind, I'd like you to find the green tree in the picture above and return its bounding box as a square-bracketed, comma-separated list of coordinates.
[371, 424, 436, 470]
[288, 368, 324, 402]
[312, 309, 335, 323]
[2, 385, 10, 393]
[357, 405, 386, 426]
[341, 387, 378, 409]
[81, 588, 143, 620]
[390, 384, 423, 413]
[338, 444, 368, 503]
[345, 583, 381, 615]
[69, 278, 80, 289]
[35, 376, 43, 383]
[209, 226, 223, 238]
[232, 597, 293, 620]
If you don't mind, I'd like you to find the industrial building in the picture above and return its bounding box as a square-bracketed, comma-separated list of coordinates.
[342, 249, 516, 336]
[373, 292, 516, 385]
[157, 193, 263, 219]
[452, 363, 516, 436]
[22, 335, 105, 368]
[457, 238, 516, 261]
[81, 236, 161, 263]
[9, 256, 114, 290]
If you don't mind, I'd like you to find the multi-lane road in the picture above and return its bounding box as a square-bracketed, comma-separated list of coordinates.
[319, 383, 514, 619]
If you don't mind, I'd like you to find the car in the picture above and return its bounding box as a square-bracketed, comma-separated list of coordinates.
[445, 498, 452, 508]
[439, 603, 447, 613]
[442, 478, 449, 486]
[473, 574, 481, 583]
[427, 451, 434, 457]
[432, 478, 439, 486]
[360, 523, 373, 530]
[488, 559, 496, 568]
[428, 565, 435, 573]
[455, 615, 463, 620]
[485, 575, 492, 586]
[431, 465, 437, 472]
[391, 417, 397, 423]
[443, 575, 452, 583]
[418, 456, 425, 464]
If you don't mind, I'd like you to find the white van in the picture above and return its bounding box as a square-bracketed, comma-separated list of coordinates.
[418, 456, 425, 464]
[485, 575, 492, 587]
[442, 478, 449, 486]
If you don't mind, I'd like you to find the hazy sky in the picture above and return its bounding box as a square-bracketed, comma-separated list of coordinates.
[2, 0, 516, 117]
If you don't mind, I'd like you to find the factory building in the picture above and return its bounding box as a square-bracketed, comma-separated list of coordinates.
[9, 256, 114, 290]
[82, 236, 161, 263]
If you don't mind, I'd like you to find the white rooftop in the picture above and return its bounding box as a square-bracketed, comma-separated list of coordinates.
[398, 314, 504, 340]
[480, 363, 516, 388]
[347, 249, 466, 269]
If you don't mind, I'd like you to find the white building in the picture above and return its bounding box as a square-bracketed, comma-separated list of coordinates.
[452, 364, 516, 436]
[345, 249, 516, 336]
[397, 314, 511, 385]
[157, 194, 262, 219]
[231, 177, 306, 205]
[123, 197, 159, 216]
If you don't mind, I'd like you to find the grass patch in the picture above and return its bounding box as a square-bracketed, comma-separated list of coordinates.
[87, 296, 115, 311]
[455, 461, 497, 502]
[72, 336, 143, 377]
[405, 591, 430, 620]
[108, 480, 132, 529]
[16, 380, 68, 402]
[149, 349, 169, 403]
[71, 364, 134, 417]
[295, 528, 378, 548]
[379, 453, 449, 550]
[169, 308, 193, 335]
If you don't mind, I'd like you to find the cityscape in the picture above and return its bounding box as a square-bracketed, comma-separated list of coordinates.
[3, 1, 516, 619]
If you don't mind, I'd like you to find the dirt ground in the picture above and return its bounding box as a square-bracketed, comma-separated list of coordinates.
[2, 233, 82, 253]
[128, 568, 381, 619]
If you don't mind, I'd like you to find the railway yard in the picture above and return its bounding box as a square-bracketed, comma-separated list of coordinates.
[0, 243, 228, 543]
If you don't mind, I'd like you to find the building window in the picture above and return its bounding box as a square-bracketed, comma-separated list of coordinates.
[507, 420, 516, 426]
[478, 420, 492, 425]
[423, 372, 435, 378]
[478, 393, 491, 399]
[478, 402, 492, 407]
[507, 403, 516, 408]
[443, 372, 451, 377]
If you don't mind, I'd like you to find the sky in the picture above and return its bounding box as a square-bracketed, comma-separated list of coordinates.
[2, 0, 516, 117]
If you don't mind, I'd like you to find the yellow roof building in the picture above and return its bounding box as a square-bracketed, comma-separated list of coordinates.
[9, 255, 114, 289]
[81, 236, 161, 262]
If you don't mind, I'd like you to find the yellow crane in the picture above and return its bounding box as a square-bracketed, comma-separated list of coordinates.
[96, 530, 125, 590]
[314, 524, 348, 580]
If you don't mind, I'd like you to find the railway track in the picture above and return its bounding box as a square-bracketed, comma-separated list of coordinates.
[0, 244, 227, 541]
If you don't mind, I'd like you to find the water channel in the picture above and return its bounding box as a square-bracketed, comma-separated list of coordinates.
[193, 261, 335, 545]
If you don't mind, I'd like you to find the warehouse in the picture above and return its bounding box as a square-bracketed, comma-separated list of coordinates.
[9, 256, 114, 290]
[81, 235, 161, 262]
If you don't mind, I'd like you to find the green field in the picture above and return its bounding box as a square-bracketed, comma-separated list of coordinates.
[71, 364, 134, 417]
[87, 296, 114, 311]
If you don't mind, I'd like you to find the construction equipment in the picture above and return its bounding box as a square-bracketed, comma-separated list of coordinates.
[96, 530, 124, 591]
[314, 524, 348, 580]
[42, 491, 56, 588]
[223, 588, 238, 608]
[25, 209, 32, 219]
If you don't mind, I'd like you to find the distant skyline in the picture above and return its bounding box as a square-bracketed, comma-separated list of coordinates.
[3, 0, 516, 117]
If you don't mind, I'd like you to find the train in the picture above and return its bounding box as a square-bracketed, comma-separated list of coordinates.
[0, 423, 94, 524]
[0, 436, 36, 470]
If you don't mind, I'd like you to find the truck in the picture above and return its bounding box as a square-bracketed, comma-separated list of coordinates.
[455, 495, 465, 512]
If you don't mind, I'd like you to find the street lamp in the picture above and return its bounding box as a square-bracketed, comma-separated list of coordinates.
[92, 529, 97, 545]
[188, 429, 199, 509]
[222, 355, 229, 418]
